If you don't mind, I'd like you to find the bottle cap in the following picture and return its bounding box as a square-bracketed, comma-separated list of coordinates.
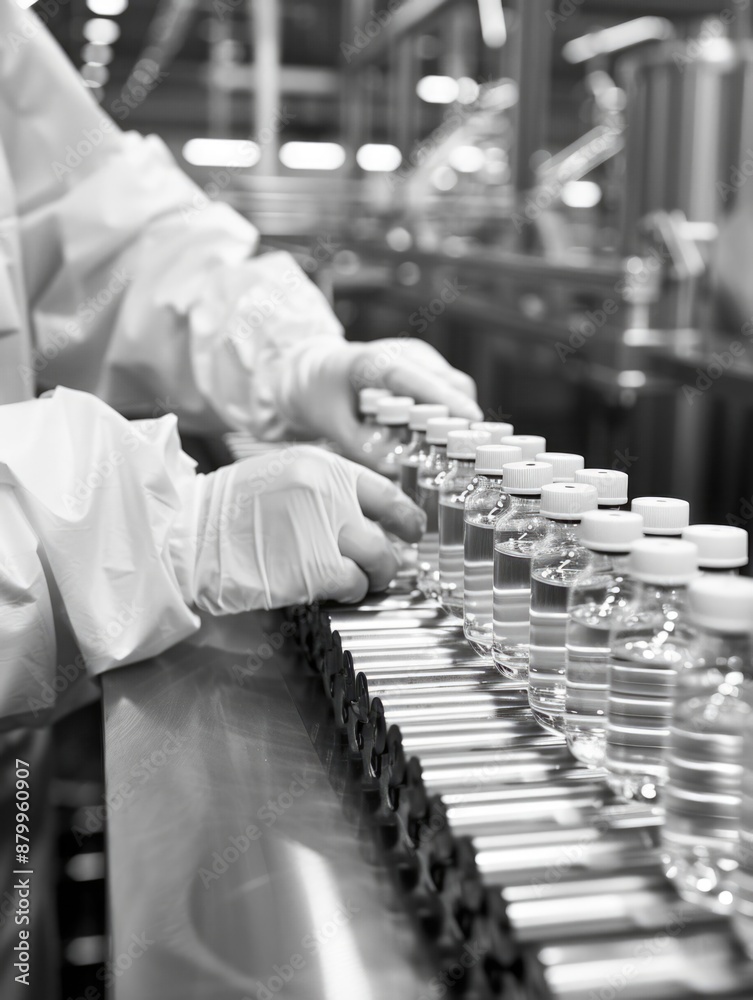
[536, 452, 585, 483]
[425, 416, 471, 445]
[629, 538, 698, 584]
[409, 402, 450, 431]
[475, 444, 523, 475]
[470, 421, 514, 443]
[631, 497, 690, 535]
[575, 469, 629, 505]
[579, 510, 645, 552]
[375, 395, 415, 425]
[502, 461, 554, 495]
[540, 483, 598, 520]
[447, 429, 491, 460]
[501, 434, 547, 461]
[359, 387, 391, 415]
[682, 524, 749, 570]
[688, 574, 753, 631]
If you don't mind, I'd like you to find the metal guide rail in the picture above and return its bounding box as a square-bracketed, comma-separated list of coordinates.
[289, 585, 753, 1000]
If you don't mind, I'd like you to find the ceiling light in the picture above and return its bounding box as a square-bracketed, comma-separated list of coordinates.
[83, 18, 121, 44]
[86, 0, 128, 16]
[279, 142, 346, 171]
[356, 144, 402, 172]
[182, 138, 260, 168]
[416, 76, 458, 104]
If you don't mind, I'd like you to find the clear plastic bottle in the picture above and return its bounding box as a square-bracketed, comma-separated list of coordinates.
[417, 416, 471, 597]
[492, 461, 554, 676]
[662, 575, 753, 914]
[462, 444, 524, 656]
[631, 496, 690, 537]
[575, 469, 629, 509]
[372, 396, 415, 483]
[470, 421, 514, 443]
[438, 429, 492, 619]
[732, 714, 753, 957]
[535, 452, 585, 483]
[359, 387, 391, 426]
[500, 434, 546, 461]
[605, 538, 699, 802]
[564, 510, 645, 767]
[527, 483, 599, 735]
[682, 524, 748, 575]
[399, 403, 449, 503]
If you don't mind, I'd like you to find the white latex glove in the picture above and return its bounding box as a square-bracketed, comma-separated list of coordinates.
[176, 446, 426, 613]
[274, 336, 483, 467]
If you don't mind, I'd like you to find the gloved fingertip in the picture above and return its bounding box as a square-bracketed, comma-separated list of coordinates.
[393, 502, 427, 543]
[452, 396, 484, 421]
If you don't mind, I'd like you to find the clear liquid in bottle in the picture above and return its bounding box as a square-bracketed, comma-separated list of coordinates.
[463, 517, 497, 655]
[439, 499, 466, 618]
[492, 545, 533, 676]
[528, 574, 572, 734]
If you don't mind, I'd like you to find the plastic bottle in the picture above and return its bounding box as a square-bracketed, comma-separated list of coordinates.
[527, 483, 599, 734]
[682, 524, 748, 575]
[399, 403, 449, 503]
[463, 445, 524, 656]
[732, 714, 753, 957]
[662, 575, 753, 914]
[564, 510, 645, 767]
[371, 396, 415, 482]
[438, 429, 492, 619]
[470, 421, 514, 443]
[535, 452, 585, 483]
[491, 461, 554, 676]
[575, 469, 629, 509]
[631, 497, 690, 536]
[605, 538, 699, 802]
[359, 387, 391, 426]
[417, 416, 471, 597]
[501, 434, 547, 461]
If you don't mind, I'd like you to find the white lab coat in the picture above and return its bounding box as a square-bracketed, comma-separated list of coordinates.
[0, 0, 343, 729]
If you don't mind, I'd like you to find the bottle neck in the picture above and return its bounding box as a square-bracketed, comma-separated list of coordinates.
[448, 457, 477, 477]
[700, 566, 740, 575]
[409, 429, 427, 449]
[643, 530, 684, 539]
[598, 501, 627, 510]
[378, 423, 411, 445]
[508, 492, 542, 509]
[428, 443, 448, 459]
[476, 472, 506, 485]
[362, 413, 377, 426]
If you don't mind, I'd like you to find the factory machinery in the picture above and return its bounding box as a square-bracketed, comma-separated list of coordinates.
[289, 584, 753, 1000]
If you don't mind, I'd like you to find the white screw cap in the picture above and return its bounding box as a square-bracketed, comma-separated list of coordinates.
[682, 524, 749, 570]
[579, 510, 645, 552]
[426, 416, 471, 445]
[447, 429, 491, 460]
[631, 497, 690, 535]
[503, 461, 554, 495]
[688, 574, 753, 631]
[629, 538, 698, 585]
[359, 387, 391, 415]
[536, 452, 585, 482]
[474, 444, 523, 475]
[575, 469, 629, 505]
[409, 402, 449, 431]
[375, 395, 415, 425]
[470, 421, 514, 443]
[501, 435, 547, 461]
[540, 483, 598, 520]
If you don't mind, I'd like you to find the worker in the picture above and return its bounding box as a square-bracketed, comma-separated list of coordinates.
[0, 2, 480, 996]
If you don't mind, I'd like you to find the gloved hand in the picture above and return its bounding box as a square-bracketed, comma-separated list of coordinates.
[177, 446, 426, 613]
[276, 336, 483, 467]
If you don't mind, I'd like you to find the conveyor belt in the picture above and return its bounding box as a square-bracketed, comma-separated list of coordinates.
[290, 586, 753, 999]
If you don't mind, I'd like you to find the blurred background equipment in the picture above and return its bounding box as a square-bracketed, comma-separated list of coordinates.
[43, 0, 753, 530]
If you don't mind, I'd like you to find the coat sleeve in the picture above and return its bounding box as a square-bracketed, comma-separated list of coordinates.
[0, 0, 344, 438]
[0, 387, 201, 730]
